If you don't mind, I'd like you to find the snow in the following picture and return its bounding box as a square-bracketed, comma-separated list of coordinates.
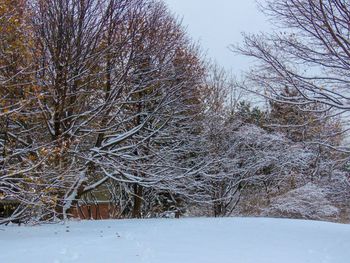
[1, 217, 350, 263]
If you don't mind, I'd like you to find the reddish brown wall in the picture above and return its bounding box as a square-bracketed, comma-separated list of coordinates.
[68, 203, 119, 220]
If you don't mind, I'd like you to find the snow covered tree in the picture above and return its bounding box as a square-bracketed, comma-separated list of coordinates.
[0, 0, 207, 223]
[0, 0, 41, 223]
[235, 0, 350, 149]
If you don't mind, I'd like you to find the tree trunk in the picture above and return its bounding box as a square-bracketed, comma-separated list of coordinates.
[132, 184, 143, 218]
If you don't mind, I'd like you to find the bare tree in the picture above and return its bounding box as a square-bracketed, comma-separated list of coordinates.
[80, 2, 205, 218]
[234, 0, 350, 148]
[231, 0, 350, 217]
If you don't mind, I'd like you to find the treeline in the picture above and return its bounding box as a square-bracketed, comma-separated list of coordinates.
[1, 0, 349, 224]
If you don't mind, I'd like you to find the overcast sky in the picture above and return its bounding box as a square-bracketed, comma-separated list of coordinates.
[163, 0, 271, 75]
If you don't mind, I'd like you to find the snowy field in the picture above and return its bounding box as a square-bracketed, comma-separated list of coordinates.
[1, 217, 350, 263]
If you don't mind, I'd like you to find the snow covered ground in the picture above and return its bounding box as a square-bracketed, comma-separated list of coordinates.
[1, 217, 350, 263]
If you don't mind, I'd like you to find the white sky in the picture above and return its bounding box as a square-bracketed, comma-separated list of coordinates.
[163, 0, 271, 75]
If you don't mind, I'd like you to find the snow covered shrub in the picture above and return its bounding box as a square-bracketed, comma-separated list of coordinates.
[318, 171, 350, 222]
[228, 125, 315, 192]
[262, 183, 339, 221]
